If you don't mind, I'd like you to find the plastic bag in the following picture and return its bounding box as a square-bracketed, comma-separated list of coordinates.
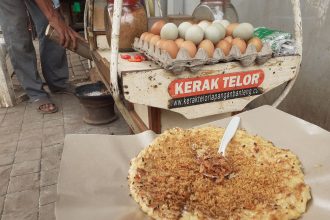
[254, 27, 297, 56]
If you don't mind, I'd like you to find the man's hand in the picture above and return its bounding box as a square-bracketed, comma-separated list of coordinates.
[48, 15, 83, 49]
[35, 0, 85, 49]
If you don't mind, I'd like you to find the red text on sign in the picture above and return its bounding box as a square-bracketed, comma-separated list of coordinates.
[168, 70, 265, 98]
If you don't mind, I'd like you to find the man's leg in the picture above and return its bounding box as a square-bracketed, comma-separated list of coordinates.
[0, 0, 48, 100]
[25, 0, 70, 92]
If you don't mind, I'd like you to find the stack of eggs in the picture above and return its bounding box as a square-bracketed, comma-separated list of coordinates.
[139, 19, 264, 59]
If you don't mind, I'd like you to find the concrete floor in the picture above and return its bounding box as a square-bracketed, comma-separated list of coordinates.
[0, 52, 130, 220]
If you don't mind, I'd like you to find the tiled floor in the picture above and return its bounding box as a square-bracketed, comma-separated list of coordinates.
[0, 52, 130, 220]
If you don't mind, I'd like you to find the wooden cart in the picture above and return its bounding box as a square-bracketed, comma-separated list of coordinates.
[85, 0, 303, 134]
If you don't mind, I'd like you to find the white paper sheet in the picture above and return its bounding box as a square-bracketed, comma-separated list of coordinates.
[56, 106, 330, 220]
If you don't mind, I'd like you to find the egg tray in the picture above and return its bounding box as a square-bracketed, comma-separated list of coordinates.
[133, 38, 273, 73]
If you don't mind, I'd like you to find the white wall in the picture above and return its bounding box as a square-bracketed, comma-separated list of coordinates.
[167, 0, 184, 15]
[166, 0, 199, 15]
[183, 0, 199, 14]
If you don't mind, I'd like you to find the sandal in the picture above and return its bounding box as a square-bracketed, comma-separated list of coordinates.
[33, 97, 58, 114]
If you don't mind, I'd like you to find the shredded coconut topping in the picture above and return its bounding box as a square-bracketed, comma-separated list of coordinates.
[129, 127, 311, 219]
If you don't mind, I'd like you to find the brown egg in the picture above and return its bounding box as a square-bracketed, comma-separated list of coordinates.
[140, 32, 149, 40]
[150, 20, 166, 35]
[226, 23, 239, 36]
[150, 35, 161, 45]
[144, 33, 155, 43]
[140, 32, 150, 40]
[180, 40, 197, 58]
[156, 39, 167, 49]
[232, 38, 247, 54]
[248, 37, 263, 52]
[163, 40, 179, 59]
[224, 36, 233, 44]
[198, 39, 215, 58]
[175, 38, 185, 47]
[216, 40, 232, 56]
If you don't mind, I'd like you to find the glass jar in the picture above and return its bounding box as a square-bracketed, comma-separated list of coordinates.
[105, 0, 148, 51]
[193, 0, 238, 23]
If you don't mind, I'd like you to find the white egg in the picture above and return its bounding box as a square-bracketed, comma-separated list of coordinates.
[212, 22, 225, 31]
[178, 22, 193, 39]
[209, 23, 226, 38]
[233, 23, 254, 40]
[205, 25, 225, 44]
[198, 20, 211, 31]
[160, 23, 179, 40]
[185, 25, 204, 45]
[213, 19, 230, 28]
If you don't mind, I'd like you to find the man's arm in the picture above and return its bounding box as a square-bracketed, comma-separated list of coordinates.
[34, 0, 82, 49]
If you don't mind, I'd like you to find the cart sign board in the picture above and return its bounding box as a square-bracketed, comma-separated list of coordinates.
[120, 56, 300, 119]
[168, 70, 265, 108]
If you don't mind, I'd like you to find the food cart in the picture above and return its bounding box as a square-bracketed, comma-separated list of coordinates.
[54, 2, 330, 219]
[84, 0, 302, 134]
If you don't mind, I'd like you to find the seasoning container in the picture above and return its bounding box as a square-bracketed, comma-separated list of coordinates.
[105, 0, 148, 52]
[193, 0, 238, 22]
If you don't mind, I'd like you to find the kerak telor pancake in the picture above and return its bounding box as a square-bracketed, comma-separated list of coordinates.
[128, 127, 311, 220]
